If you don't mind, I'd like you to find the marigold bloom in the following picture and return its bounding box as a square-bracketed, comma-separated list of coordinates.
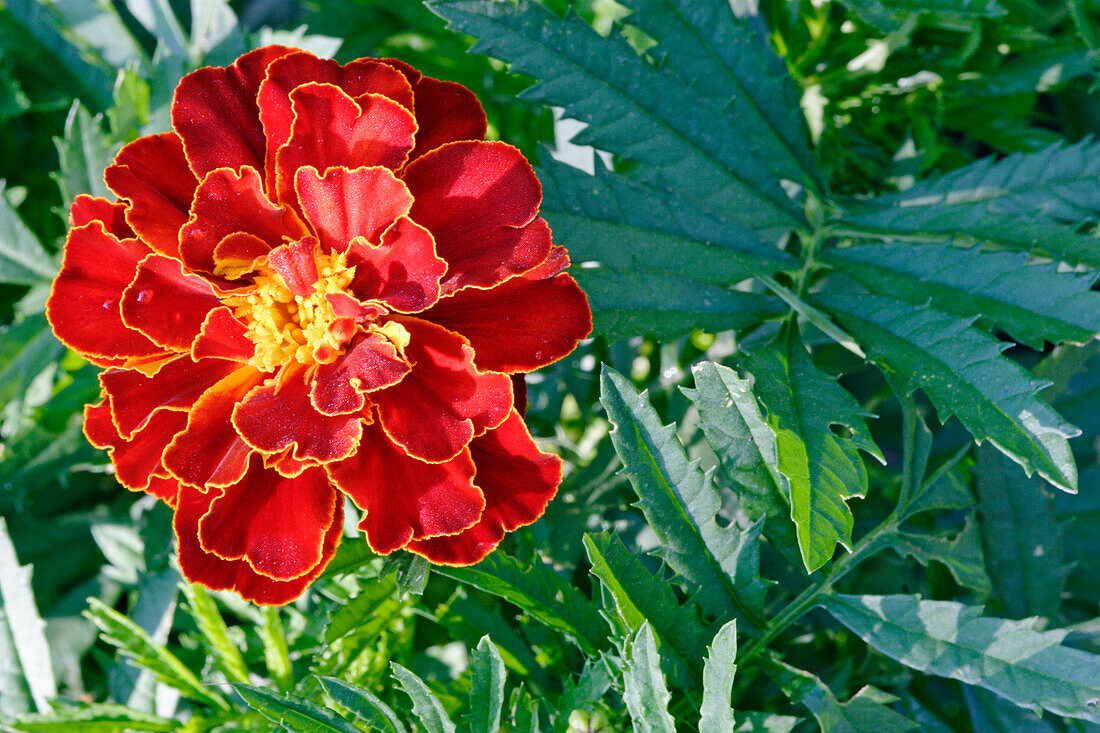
[47, 46, 591, 605]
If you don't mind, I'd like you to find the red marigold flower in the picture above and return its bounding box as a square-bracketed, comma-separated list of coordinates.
[47, 47, 592, 605]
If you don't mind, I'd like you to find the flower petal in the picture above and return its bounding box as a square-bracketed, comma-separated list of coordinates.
[191, 307, 256, 362]
[163, 367, 264, 489]
[84, 400, 188, 493]
[373, 318, 512, 462]
[275, 83, 417, 209]
[104, 132, 197, 257]
[402, 141, 551, 293]
[310, 329, 411, 416]
[175, 480, 342, 605]
[327, 419, 483, 554]
[294, 165, 412, 253]
[233, 365, 362, 464]
[265, 239, 319, 297]
[348, 216, 445, 313]
[46, 222, 165, 363]
[120, 254, 221, 351]
[171, 45, 295, 179]
[408, 77, 488, 161]
[407, 410, 560, 564]
[70, 195, 133, 238]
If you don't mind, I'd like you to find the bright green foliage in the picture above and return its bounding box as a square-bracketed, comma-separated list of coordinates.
[234, 683, 362, 733]
[468, 637, 506, 733]
[390, 664, 457, 733]
[319, 677, 408, 733]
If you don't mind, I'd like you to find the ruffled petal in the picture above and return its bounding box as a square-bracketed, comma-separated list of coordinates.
[162, 367, 264, 489]
[348, 216, 445, 313]
[175, 480, 342, 605]
[233, 365, 362, 464]
[295, 166, 412, 253]
[310, 329, 411, 416]
[408, 77, 488, 161]
[275, 83, 417, 209]
[402, 141, 551, 293]
[120, 254, 221, 351]
[46, 222, 165, 363]
[407, 410, 560, 564]
[84, 400, 188, 493]
[102, 356, 239, 437]
[171, 45, 295, 179]
[327, 419, 483, 554]
[179, 166, 307, 275]
[70, 195, 133, 238]
[373, 318, 512, 462]
[197, 454, 338, 579]
[265, 239, 319, 296]
[104, 133, 197, 257]
[191, 307, 256, 362]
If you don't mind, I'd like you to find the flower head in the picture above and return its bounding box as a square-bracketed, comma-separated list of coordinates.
[47, 47, 591, 605]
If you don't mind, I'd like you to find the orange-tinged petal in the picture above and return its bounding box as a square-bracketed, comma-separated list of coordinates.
[104, 132, 197, 258]
[120, 254, 221, 351]
[212, 232, 270, 279]
[84, 400, 188, 494]
[407, 410, 560, 564]
[70, 195, 133, 238]
[328, 419, 483, 554]
[191, 307, 256, 362]
[198, 455, 338, 580]
[402, 141, 551, 293]
[294, 166, 413, 253]
[310, 329, 411, 416]
[266, 239, 319, 297]
[233, 365, 362, 464]
[373, 318, 512, 462]
[348, 216, 446, 313]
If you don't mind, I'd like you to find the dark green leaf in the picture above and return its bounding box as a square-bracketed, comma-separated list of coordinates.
[769, 660, 918, 732]
[319, 677, 408, 733]
[0, 184, 56, 285]
[233, 683, 360, 733]
[885, 519, 992, 597]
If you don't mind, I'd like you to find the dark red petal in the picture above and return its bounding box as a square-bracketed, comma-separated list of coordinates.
[408, 410, 560, 564]
[233, 365, 362, 464]
[84, 400, 188, 493]
[258, 52, 413, 189]
[163, 367, 264, 489]
[198, 454, 338, 579]
[512, 374, 528, 416]
[348, 216, 445, 313]
[295, 166, 412, 253]
[265, 239, 319, 297]
[275, 84, 417, 208]
[175, 480, 342, 605]
[310, 329, 411, 416]
[402, 141, 551, 293]
[407, 76, 488, 162]
[171, 46, 295, 180]
[179, 166, 307, 275]
[70, 195, 133, 238]
[328, 419, 483, 554]
[424, 270, 590, 373]
[146, 475, 181, 507]
[104, 133, 198, 258]
[373, 318, 512, 462]
[191, 307, 256, 362]
[120, 254, 221, 351]
[102, 356, 239, 437]
[46, 222, 165, 363]
[213, 232, 271, 279]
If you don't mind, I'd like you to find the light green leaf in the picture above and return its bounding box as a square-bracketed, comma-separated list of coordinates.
[391, 663, 456, 733]
[122, 0, 187, 59]
[770, 660, 918, 732]
[469, 636, 506, 733]
[825, 241, 1100, 349]
[258, 607, 293, 692]
[319, 677, 408, 733]
[0, 185, 56, 285]
[53, 102, 118, 207]
[700, 620, 738, 733]
[735, 711, 801, 732]
[189, 0, 247, 65]
[0, 517, 56, 716]
[886, 519, 992, 597]
[233, 683, 360, 733]
[324, 574, 399, 645]
[7, 703, 179, 732]
[817, 293, 1078, 492]
[600, 366, 771, 628]
[622, 624, 677, 733]
[820, 593, 1100, 722]
[181, 584, 249, 685]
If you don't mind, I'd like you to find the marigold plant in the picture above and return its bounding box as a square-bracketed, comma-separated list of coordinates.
[45, 46, 591, 605]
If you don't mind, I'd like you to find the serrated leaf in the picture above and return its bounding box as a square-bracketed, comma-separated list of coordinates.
[622, 624, 677, 733]
[391, 663, 456, 733]
[181, 584, 249, 685]
[426, 0, 799, 233]
[700, 620, 737, 733]
[257, 607, 293, 692]
[0, 184, 56, 285]
[975, 446, 1071, 619]
[735, 711, 801, 732]
[825, 241, 1100, 349]
[835, 138, 1100, 267]
[739, 333, 880, 571]
[886, 518, 992, 597]
[53, 102, 117, 207]
[818, 293, 1078, 492]
[468, 636, 506, 733]
[600, 366, 771, 628]
[770, 661, 918, 732]
[324, 574, 399, 645]
[821, 593, 1100, 722]
[7, 703, 179, 732]
[319, 677, 408, 733]
[836, 0, 1004, 32]
[233, 683, 360, 733]
[962, 686, 1059, 733]
[0, 517, 56, 716]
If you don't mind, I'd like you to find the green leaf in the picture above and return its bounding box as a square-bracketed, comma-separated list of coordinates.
[836, 0, 1004, 33]
[817, 293, 1078, 492]
[233, 683, 360, 733]
[0, 184, 56, 285]
[390, 663, 456, 733]
[434, 553, 607, 655]
[426, 0, 799, 233]
[738, 332, 881, 571]
[600, 366, 771, 628]
[621, 624, 677, 733]
[735, 711, 801, 732]
[0, 314, 64, 428]
[181, 584, 249, 685]
[975, 446, 1070, 619]
[824, 241, 1100, 349]
[885, 518, 992, 597]
[0, 517, 56, 716]
[324, 574, 399, 645]
[962, 686, 1059, 733]
[769, 660, 918, 732]
[7, 703, 179, 732]
[820, 593, 1100, 722]
[122, 0, 188, 60]
[53, 102, 117, 207]
[84, 598, 227, 710]
[257, 607, 293, 693]
[319, 677, 408, 733]
[468, 636, 506, 733]
[835, 138, 1100, 267]
[700, 620, 737, 733]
